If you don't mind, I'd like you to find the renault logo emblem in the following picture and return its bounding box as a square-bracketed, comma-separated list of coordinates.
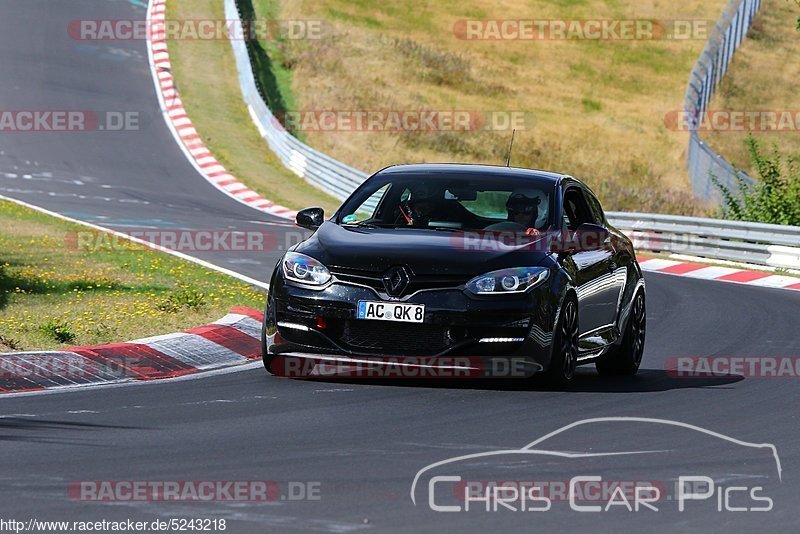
[382, 266, 411, 296]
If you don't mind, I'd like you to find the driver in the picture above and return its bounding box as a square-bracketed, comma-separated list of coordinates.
[399, 185, 438, 226]
[506, 190, 542, 235]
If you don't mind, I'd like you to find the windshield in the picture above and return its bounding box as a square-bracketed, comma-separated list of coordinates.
[337, 173, 555, 232]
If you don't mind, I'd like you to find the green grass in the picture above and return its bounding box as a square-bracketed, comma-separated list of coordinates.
[324, 7, 383, 29]
[166, 0, 340, 213]
[701, 0, 800, 178]
[166, 0, 751, 216]
[244, 0, 300, 122]
[581, 97, 603, 112]
[0, 200, 264, 351]
[249, 0, 734, 215]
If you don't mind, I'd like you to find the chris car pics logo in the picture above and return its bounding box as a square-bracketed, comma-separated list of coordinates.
[410, 417, 781, 513]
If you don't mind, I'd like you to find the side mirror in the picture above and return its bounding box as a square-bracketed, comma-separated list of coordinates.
[574, 223, 609, 251]
[550, 223, 609, 253]
[296, 207, 324, 230]
[549, 232, 577, 254]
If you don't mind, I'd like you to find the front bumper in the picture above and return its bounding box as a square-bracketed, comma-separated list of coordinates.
[264, 273, 561, 376]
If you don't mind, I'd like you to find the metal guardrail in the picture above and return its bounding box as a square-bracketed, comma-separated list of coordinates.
[684, 0, 761, 202]
[608, 212, 800, 270]
[229, 0, 763, 206]
[225, 0, 370, 207]
[225, 0, 798, 271]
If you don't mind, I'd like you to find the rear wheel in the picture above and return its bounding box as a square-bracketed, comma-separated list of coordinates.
[542, 297, 579, 387]
[596, 289, 646, 376]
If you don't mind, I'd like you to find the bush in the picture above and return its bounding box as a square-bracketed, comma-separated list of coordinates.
[156, 288, 207, 314]
[40, 320, 77, 344]
[713, 136, 800, 225]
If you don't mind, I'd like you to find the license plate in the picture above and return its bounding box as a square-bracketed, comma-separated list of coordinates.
[356, 301, 425, 323]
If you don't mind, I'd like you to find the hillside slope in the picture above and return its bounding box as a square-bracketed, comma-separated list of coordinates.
[700, 0, 800, 178]
[269, 0, 730, 214]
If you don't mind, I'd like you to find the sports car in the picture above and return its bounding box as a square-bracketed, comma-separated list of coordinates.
[262, 164, 646, 386]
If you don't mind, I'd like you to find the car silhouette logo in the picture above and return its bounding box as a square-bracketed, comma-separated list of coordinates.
[383, 266, 411, 296]
[410, 417, 783, 508]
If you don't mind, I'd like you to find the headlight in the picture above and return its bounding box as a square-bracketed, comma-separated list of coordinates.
[466, 267, 549, 295]
[282, 252, 331, 286]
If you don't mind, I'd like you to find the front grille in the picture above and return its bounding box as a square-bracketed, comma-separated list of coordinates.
[340, 320, 451, 355]
[329, 267, 465, 296]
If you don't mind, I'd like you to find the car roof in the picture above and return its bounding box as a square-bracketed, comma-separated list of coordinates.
[376, 163, 568, 184]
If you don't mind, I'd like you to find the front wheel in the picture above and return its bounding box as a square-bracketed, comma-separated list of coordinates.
[261, 328, 275, 375]
[261, 303, 277, 375]
[542, 297, 579, 387]
[596, 289, 646, 376]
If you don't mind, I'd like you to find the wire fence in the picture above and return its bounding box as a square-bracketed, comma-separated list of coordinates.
[225, 0, 799, 267]
[684, 0, 762, 202]
[230, 0, 763, 209]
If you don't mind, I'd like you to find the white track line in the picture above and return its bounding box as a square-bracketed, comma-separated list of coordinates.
[145, 0, 297, 221]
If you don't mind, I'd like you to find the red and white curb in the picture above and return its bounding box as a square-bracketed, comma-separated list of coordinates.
[639, 257, 800, 292]
[146, 0, 297, 221]
[0, 307, 264, 395]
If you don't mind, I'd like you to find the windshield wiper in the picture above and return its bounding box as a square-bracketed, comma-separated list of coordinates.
[341, 221, 386, 229]
[430, 226, 466, 232]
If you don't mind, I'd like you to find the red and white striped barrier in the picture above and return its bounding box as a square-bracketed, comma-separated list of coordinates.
[639, 257, 800, 292]
[0, 307, 264, 395]
[146, 0, 297, 221]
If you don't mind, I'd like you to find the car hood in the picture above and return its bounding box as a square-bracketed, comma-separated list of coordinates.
[294, 222, 551, 276]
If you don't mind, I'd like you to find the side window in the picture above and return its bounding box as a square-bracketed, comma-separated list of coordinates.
[583, 190, 605, 226]
[562, 188, 594, 231]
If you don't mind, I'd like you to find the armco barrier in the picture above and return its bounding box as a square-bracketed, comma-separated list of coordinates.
[607, 212, 800, 271]
[684, 0, 761, 201]
[227, 0, 763, 205]
[224, 0, 797, 271]
[225, 0, 370, 207]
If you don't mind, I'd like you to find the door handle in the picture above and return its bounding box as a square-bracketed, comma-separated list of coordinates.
[608, 261, 618, 272]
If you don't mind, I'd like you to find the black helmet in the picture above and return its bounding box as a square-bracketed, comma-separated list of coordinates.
[400, 185, 438, 225]
[506, 191, 541, 220]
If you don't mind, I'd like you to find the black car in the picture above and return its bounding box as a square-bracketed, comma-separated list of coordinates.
[262, 164, 646, 386]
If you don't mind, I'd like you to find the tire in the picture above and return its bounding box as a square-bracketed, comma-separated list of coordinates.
[596, 289, 646, 376]
[542, 296, 579, 387]
[262, 340, 276, 375]
[261, 305, 277, 375]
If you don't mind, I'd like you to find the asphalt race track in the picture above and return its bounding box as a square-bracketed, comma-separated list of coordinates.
[1, 1, 799, 532]
[0, 0, 296, 281]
